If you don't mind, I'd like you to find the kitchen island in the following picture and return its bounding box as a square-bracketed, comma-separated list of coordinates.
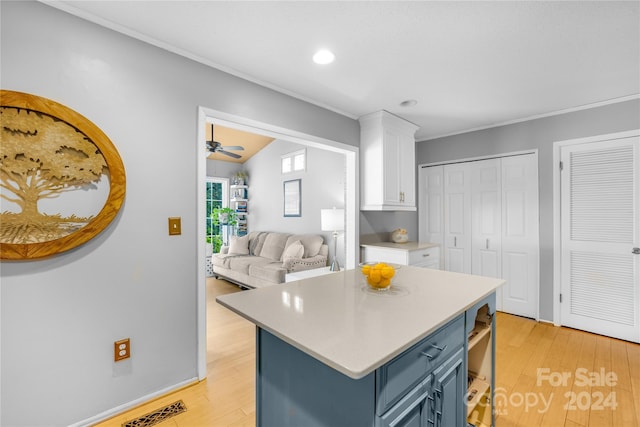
[217, 266, 503, 427]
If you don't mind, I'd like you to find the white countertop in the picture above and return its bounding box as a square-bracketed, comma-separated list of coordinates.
[217, 267, 503, 379]
[360, 241, 439, 251]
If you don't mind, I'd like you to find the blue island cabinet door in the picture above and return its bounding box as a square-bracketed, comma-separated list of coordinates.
[257, 328, 376, 427]
[376, 374, 434, 427]
[433, 348, 465, 427]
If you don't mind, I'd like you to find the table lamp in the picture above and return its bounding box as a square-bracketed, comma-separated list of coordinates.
[321, 207, 345, 271]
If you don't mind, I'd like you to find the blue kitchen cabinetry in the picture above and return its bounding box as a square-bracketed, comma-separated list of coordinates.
[257, 311, 476, 427]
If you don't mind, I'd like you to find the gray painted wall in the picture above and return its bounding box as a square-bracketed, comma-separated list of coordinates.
[415, 99, 640, 321]
[0, 2, 357, 426]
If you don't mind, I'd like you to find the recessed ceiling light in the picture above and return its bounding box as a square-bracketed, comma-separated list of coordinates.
[313, 49, 335, 65]
[400, 99, 418, 107]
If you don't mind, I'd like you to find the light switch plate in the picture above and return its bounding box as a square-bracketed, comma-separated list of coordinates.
[168, 217, 181, 235]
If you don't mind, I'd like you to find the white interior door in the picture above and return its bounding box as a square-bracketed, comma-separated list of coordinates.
[560, 136, 640, 343]
[501, 154, 539, 318]
[419, 165, 444, 267]
[444, 163, 472, 273]
[471, 158, 502, 280]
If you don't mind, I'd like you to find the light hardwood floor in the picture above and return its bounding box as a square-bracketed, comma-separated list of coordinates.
[95, 278, 640, 427]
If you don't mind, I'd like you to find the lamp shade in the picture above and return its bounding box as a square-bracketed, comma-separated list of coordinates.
[320, 208, 345, 232]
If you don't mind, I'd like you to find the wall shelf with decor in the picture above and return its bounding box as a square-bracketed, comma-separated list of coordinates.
[231, 184, 248, 236]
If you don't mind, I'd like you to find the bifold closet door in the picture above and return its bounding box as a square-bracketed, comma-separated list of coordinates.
[444, 163, 472, 273]
[560, 136, 639, 343]
[500, 154, 539, 319]
[471, 158, 502, 281]
[419, 166, 444, 263]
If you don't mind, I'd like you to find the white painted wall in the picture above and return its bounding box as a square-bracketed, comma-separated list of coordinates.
[0, 2, 357, 426]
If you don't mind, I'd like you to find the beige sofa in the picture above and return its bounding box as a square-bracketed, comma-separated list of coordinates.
[212, 231, 328, 289]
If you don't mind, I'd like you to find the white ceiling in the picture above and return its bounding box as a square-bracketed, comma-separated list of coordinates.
[47, 1, 639, 141]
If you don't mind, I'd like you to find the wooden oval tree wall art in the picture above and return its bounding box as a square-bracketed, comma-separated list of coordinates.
[0, 90, 126, 260]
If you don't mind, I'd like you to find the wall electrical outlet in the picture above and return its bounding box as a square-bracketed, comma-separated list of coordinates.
[114, 338, 131, 362]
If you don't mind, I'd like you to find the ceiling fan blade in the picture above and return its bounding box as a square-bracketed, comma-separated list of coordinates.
[222, 145, 245, 151]
[218, 150, 242, 159]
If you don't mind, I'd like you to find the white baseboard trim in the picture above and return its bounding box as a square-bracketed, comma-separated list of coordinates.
[69, 377, 199, 427]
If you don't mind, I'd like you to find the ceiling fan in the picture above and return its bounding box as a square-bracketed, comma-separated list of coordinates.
[206, 124, 244, 159]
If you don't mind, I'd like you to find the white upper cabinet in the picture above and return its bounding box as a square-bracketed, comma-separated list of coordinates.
[359, 111, 419, 211]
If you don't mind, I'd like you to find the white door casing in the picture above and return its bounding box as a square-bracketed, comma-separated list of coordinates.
[559, 135, 639, 343]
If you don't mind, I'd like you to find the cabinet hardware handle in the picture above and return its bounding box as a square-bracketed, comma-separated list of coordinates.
[430, 343, 447, 352]
[454, 236, 457, 247]
[486, 238, 489, 249]
[422, 253, 430, 257]
[633, 247, 640, 254]
[420, 344, 447, 359]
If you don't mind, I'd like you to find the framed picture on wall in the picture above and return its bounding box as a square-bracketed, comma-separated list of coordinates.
[283, 179, 301, 217]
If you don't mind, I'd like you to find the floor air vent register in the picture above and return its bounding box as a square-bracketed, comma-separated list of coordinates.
[122, 400, 187, 427]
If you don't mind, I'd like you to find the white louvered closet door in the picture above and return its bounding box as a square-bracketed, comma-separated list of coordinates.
[560, 136, 640, 343]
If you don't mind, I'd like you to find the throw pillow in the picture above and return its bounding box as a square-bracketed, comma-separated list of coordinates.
[286, 234, 323, 257]
[282, 240, 304, 262]
[228, 235, 250, 255]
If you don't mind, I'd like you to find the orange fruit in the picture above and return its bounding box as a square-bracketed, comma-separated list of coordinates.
[381, 266, 395, 279]
[369, 270, 382, 283]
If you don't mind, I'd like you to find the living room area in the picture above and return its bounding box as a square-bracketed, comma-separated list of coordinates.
[204, 123, 349, 281]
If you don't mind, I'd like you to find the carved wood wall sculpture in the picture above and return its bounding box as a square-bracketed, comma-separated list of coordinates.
[0, 90, 126, 260]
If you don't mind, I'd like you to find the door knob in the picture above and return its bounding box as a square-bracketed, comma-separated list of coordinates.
[633, 247, 640, 255]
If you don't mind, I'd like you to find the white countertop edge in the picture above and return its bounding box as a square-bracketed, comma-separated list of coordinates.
[217, 284, 501, 380]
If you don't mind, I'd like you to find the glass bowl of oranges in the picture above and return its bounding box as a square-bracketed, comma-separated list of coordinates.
[359, 262, 398, 291]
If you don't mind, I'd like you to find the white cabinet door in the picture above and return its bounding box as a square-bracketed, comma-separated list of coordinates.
[560, 136, 640, 343]
[501, 154, 539, 319]
[444, 163, 472, 273]
[360, 111, 418, 211]
[382, 128, 403, 206]
[471, 159, 502, 281]
[419, 165, 444, 267]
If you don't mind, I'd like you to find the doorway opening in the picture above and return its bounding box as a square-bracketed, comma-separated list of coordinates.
[196, 106, 359, 378]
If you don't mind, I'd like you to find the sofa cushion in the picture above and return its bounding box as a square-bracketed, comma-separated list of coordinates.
[285, 234, 324, 258]
[282, 240, 304, 263]
[260, 232, 290, 261]
[212, 253, 234, 268]
[227, 255, 271, 275]
[249, 261, 287, 284]
[229, 235, 250, 255]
